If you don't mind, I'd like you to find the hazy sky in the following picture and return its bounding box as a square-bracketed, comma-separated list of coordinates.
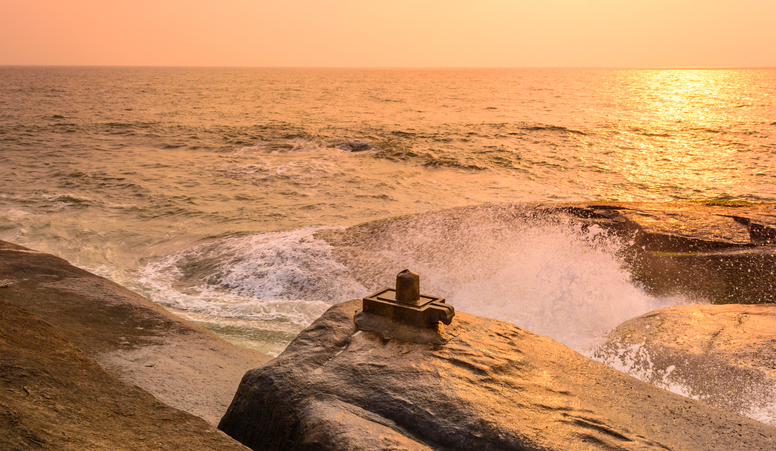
[2, 0, 774, 67]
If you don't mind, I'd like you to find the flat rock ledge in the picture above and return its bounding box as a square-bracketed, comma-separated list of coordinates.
[219, 300, 776, 450]
[593, 304, 776, 421]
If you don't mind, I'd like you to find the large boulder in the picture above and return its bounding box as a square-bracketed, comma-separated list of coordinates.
[0, 240, 271, 425]
[0, 299, 249, 451]
[592, 304, 776, 421]
[219, 300, 776, 450]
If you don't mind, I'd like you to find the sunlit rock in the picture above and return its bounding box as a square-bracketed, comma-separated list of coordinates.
[593, 303, 776, 424]
[219, 300, 776, 450]
[543, 202, 776, 304]
[0, 239, 271, 426]
[0, 299, 249, 450]
[318, 202, 776, 309]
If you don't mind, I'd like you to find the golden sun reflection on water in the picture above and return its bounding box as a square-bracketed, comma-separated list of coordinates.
[607, 70, 760, 199]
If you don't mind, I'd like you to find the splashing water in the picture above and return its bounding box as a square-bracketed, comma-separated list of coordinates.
[325, 211, 682, 353]
[139, 211, 680, 355]
[136, 208, 776, 426]
[429, 222, 674, 352]
[139, 228, 366, 355]
[593, 340, 776, 426]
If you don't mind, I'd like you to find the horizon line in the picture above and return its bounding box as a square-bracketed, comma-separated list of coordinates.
[1, 64, 775, 71]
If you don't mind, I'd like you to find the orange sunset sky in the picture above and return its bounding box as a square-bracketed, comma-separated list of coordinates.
[1, 0, 774, 68]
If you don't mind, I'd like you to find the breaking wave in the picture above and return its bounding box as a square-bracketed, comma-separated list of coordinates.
[139, 207, 681, 355]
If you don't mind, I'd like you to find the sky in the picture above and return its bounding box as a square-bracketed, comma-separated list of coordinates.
[1, 0, 774, 68]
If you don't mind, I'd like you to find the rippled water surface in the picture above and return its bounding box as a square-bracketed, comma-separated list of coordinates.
[1, 67, 775, 356]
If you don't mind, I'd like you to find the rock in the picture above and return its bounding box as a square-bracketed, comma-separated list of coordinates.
[625, 247, 776, 304]
[592, 303, 776, 421]
[0, 299, 249, 451]
[721, 215, 776, 245]
[316, 201, 776, 304]
[339, 139, 373, 152]
[542, 202, 776, 303]
[219, 300, 776, 450]
[0, 240, 271, 425]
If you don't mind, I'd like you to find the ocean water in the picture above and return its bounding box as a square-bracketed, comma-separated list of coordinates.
[2, 67, 776, 418]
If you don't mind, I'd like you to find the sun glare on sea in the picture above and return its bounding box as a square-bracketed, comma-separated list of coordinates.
[609, 70, 750, 199]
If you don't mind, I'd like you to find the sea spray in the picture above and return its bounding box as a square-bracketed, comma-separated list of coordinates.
[139, 208, 678, 354]
[137, 207, 776, 425]
[592, 339, 776, 427]
[320, 206, 681, 352]
[426, 220, 671, 352]
[139, 228, 366, 355]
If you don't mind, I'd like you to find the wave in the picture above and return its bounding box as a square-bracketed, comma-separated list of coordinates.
[140, 206, 685, 354]
[319, 205, 685, 352]
[522, 123, 588, 136]
[243, 137, 377, 154]
[139, 228, 366, 355]
[337, 139, 373, 152]
[43, 193, 93, 205]
[373, 147, 488, 171]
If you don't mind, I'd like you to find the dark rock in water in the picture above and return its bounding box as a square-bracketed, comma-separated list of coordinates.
[593, 303, 776, 420]
[749, 222, 776, 244]
[339, 139, 373, 152]
[317, 201, 776, 305]
[219, 300, 776, 450]
[725, 215, 776, 244]
[626, 247, 776, 304]
[588, 202, 776, 304]
[539, 201, 776, 251]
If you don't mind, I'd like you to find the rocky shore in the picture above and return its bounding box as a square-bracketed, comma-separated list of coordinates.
[317, 200, 776, 306]
[594, 303, 776, 420]
[0, 240, 270, 450]
[3, 201, 776, 449]
[220, 300, 776, 450]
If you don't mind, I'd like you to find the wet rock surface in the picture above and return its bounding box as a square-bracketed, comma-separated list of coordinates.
[593, 303, 776, 422]
[540, 201, 776, 249]
[219, 300, 776, 450]
[318, 201, 776, 304]
[541, 202, 776, 304]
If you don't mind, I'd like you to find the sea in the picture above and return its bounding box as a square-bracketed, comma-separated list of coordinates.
[1, 66, 776, 417]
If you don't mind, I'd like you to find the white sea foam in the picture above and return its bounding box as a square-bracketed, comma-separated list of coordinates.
[592, 341, 699, 399]
[43, 193, 93, 204]
[592, 340, 776, 426]
[139, 215, 679, 354]
[139, 212, 689, 358]
[139, 228, 366, 355]
[746, 403, 776, 428]
[431, 222, 673, 352]
[0, 207, 32, 220]
[328, 213, 681, 353]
